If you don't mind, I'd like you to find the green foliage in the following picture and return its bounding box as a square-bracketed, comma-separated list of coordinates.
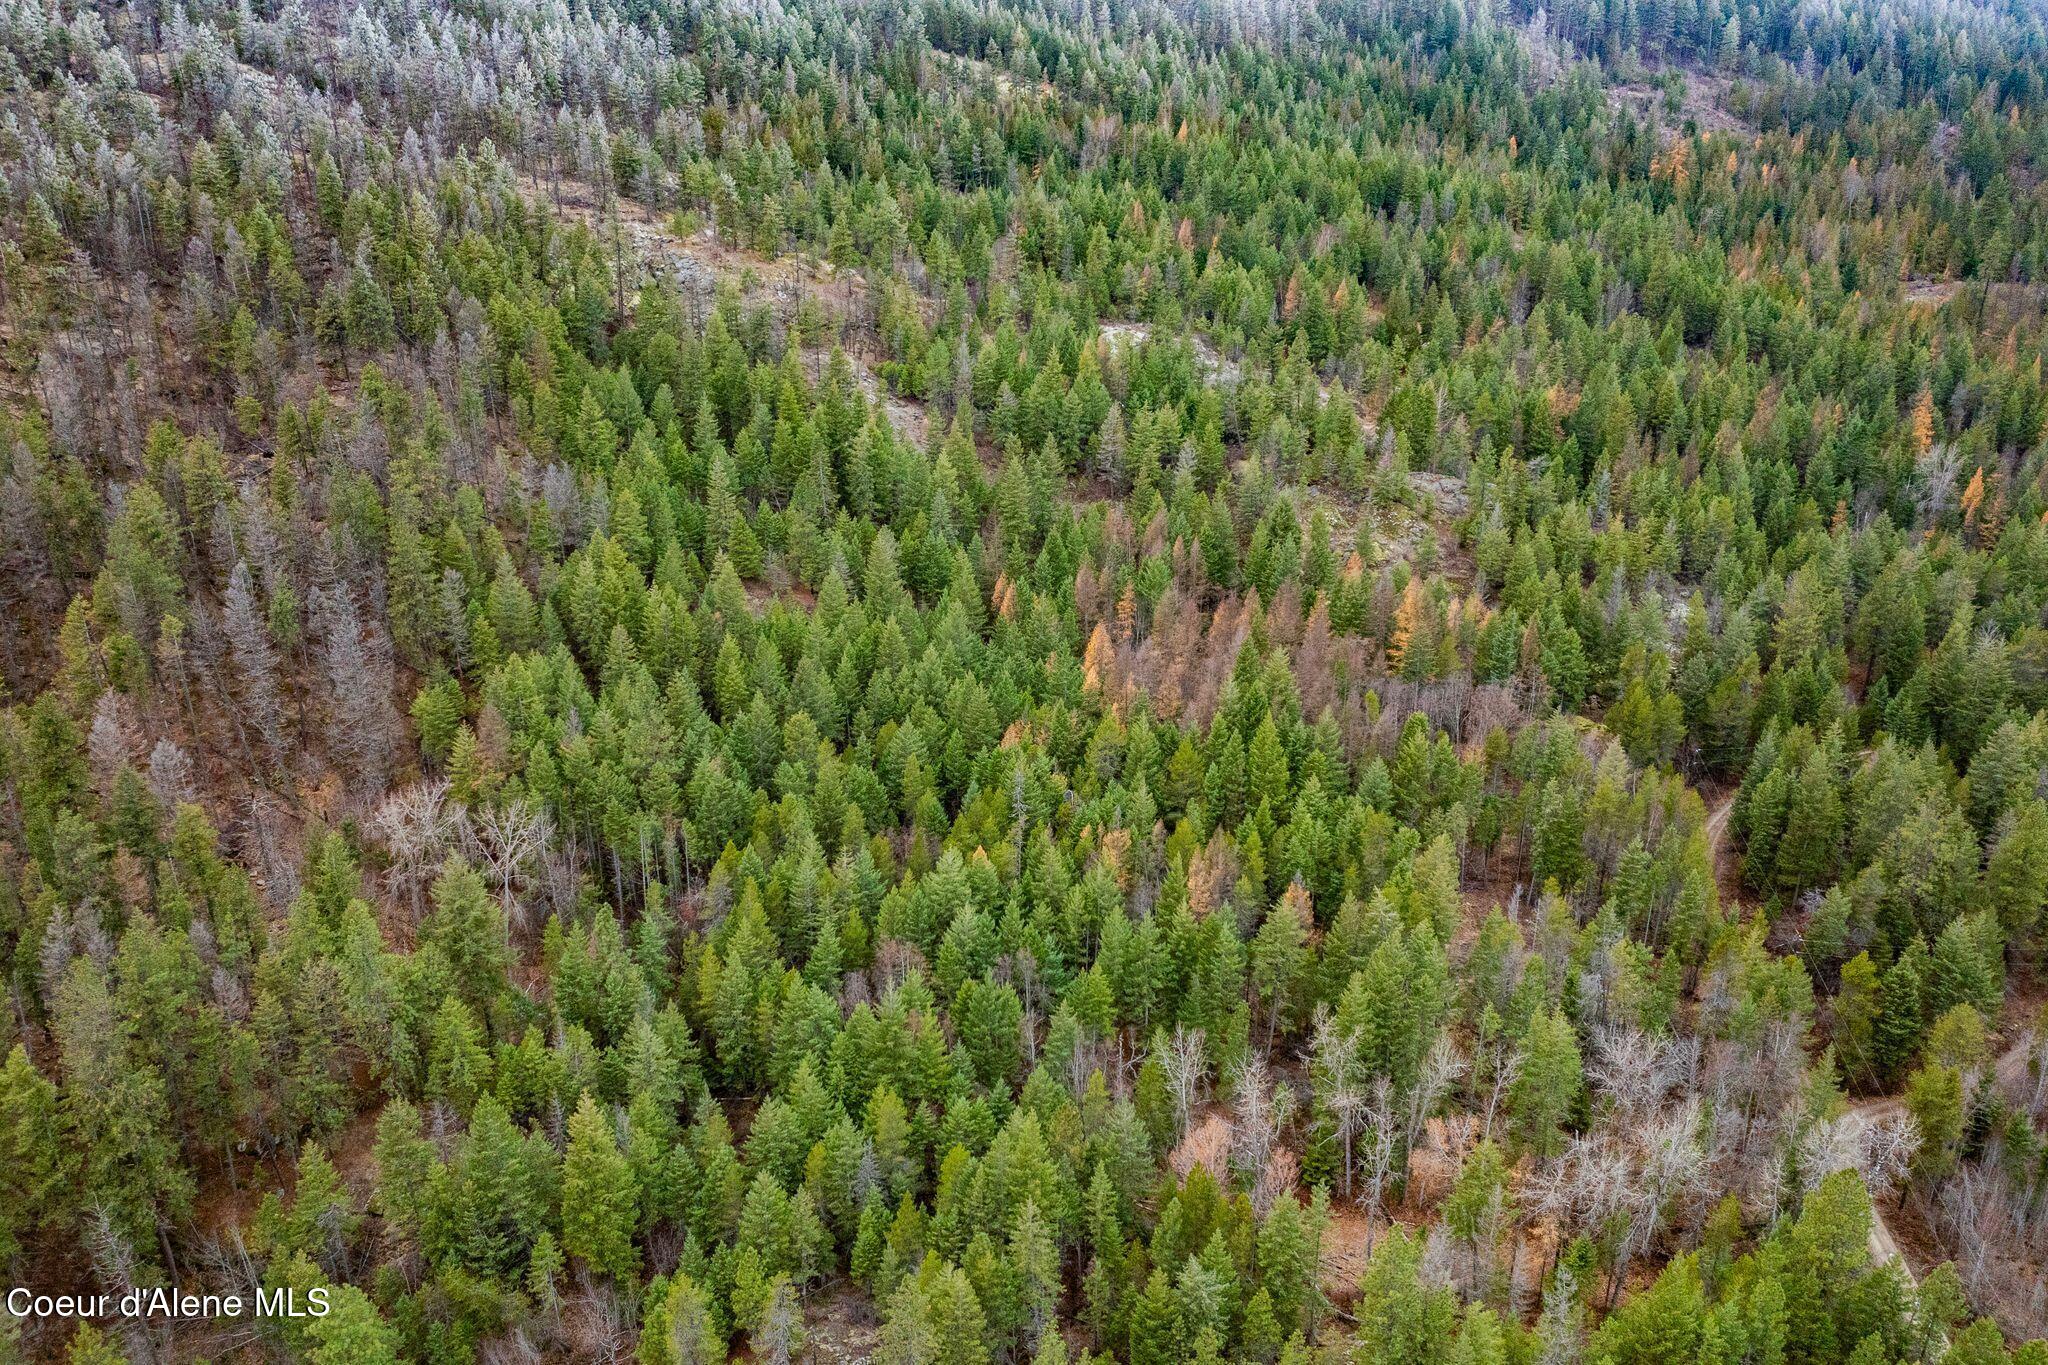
[3, 0, 2047, 1355]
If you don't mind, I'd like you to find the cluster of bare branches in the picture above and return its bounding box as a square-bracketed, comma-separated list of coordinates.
[1310, 1006, 1463, 1252]
[1915, 1024, 2048, 1339]
[371, 779, 567, 932]
[1524, 1028, 1712, 1307]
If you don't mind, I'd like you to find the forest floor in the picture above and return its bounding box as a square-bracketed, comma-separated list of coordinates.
[800, 1282, 882, 1365]
[1603, 65, 1751, 142]
[1904, 280, 1965, 308]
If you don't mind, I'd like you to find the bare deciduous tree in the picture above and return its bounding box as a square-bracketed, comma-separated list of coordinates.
[372, 778, 465, 919]
[1311, 1007, 1366, 1197]
[758, 1277, 804, 1365]
[223, 561, 285, 761]
[313, 579, 396, 795]
[146, 737, 198, 809]
[1407, 1035, 1467, 1152]
[1228, 1052, 1295, 1212]
[1796, 1108, 1919, 1203]
[1156, 1024, 1208, 1142]
[467, 797, 551, 925]
[87, 690, 139, 795]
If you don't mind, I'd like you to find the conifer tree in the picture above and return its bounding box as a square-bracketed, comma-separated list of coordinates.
[562, 1092, 640, 1280]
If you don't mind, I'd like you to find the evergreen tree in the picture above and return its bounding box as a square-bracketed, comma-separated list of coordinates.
[562, 1092, 640, 1279]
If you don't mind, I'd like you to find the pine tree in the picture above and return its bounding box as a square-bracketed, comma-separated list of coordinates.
[1251, 884, 1313, 1051]
[1508, 1009, 1582, 1159]
[421, 853, 511, 1009]
[1443, 1140, 1511, 1299]
[63, 1324, 129, 1365]
[1588, 1253, 1706, 1365]
[562, 1092, 640, 1279]
[1013, 1197, 1062, 1344]
[1248, 716, 1292, 818]
[1532, 785, 1588, 893]
[1831, 954, 1883, 1091]
[641, 1273, 724, 1365]
[1986, 799, 2048, 954]
[1127, 1268, 1183, 1365]
[1354, 1229, 1457, 1365]
[305, 1285, 400, 1365]
[1873, 944, 1927, 1083]
[53, 960, 193, 1258]
[0, 1046, 69, 1266]
[1904, 1063, 1964, 1182]
[1773, 749, 1842, 891]
[1256, 1189, 1323, 1340]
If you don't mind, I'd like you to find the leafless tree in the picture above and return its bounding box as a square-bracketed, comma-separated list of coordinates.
[87, 690, 139, 795]
[1310, 1007, 1365, 1197]
[566, 1281, 636, 1365]
[1916, 444, 1962, 529]
[1589, 1026, 1695, 1127]
[758, 1277, 804, 1365]
[1355, 1077, 1401, 1257]
[1534, 1261, 1585, 1365]
[1156, 1024, 1208, 1141]
[84, 1203, 140, 1301]
[245, 794, 300, 909]
[145, 737, 198, 809]
[1796, 1109, 1919, 1203]
[1407, 1035, 1467, 1152]
[1228, 1052, 1295, 1212]
[2003, 1019, 2048, 1120]
[372, 779, 465, 920]
[1477, 1038, 1521, 1140]
[1702, 1020, 1808, 1209]
[1526, 1133, 1632, 1280]
[1229, 1053, 1276, 1173]
[1615, 1099, 1709, 1288]
[313, 579, 395, 795]
[481, 1329, 545, 1365]
[222, 561, 285, 763]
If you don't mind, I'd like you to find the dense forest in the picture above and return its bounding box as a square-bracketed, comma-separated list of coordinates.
[3, 0, 2048, 1359]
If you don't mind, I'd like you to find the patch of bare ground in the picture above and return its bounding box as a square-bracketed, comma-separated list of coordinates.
[1605, 66, 1751, 141]
[1319, 1199, 1384, 1306]
[1903, 279, 1965, 308]
[1408, 471, 1471, 520]
[1995, 975, 2047, 1087]
[1059, 470, 1123, 511]
[190, 1097, 386, 1256]
[1314, 1118, 1471, 1306]
[848, 362, 931, 448]
[927, 48, 1059, 104]
[1096, 320, 1240, 386]
[1899, 279, 2048, 335]
[1455, 865, 1523, 952]
[1307, 469, 1474, 592]
[1698, 782, 1744, 909]
[329, 1104, 387, 1190]
[1882, 1185, 1948, 1288]
[518, 173, 809, 290]
[743, 564, 820, 615]
[802, 1281, 882, 1365]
